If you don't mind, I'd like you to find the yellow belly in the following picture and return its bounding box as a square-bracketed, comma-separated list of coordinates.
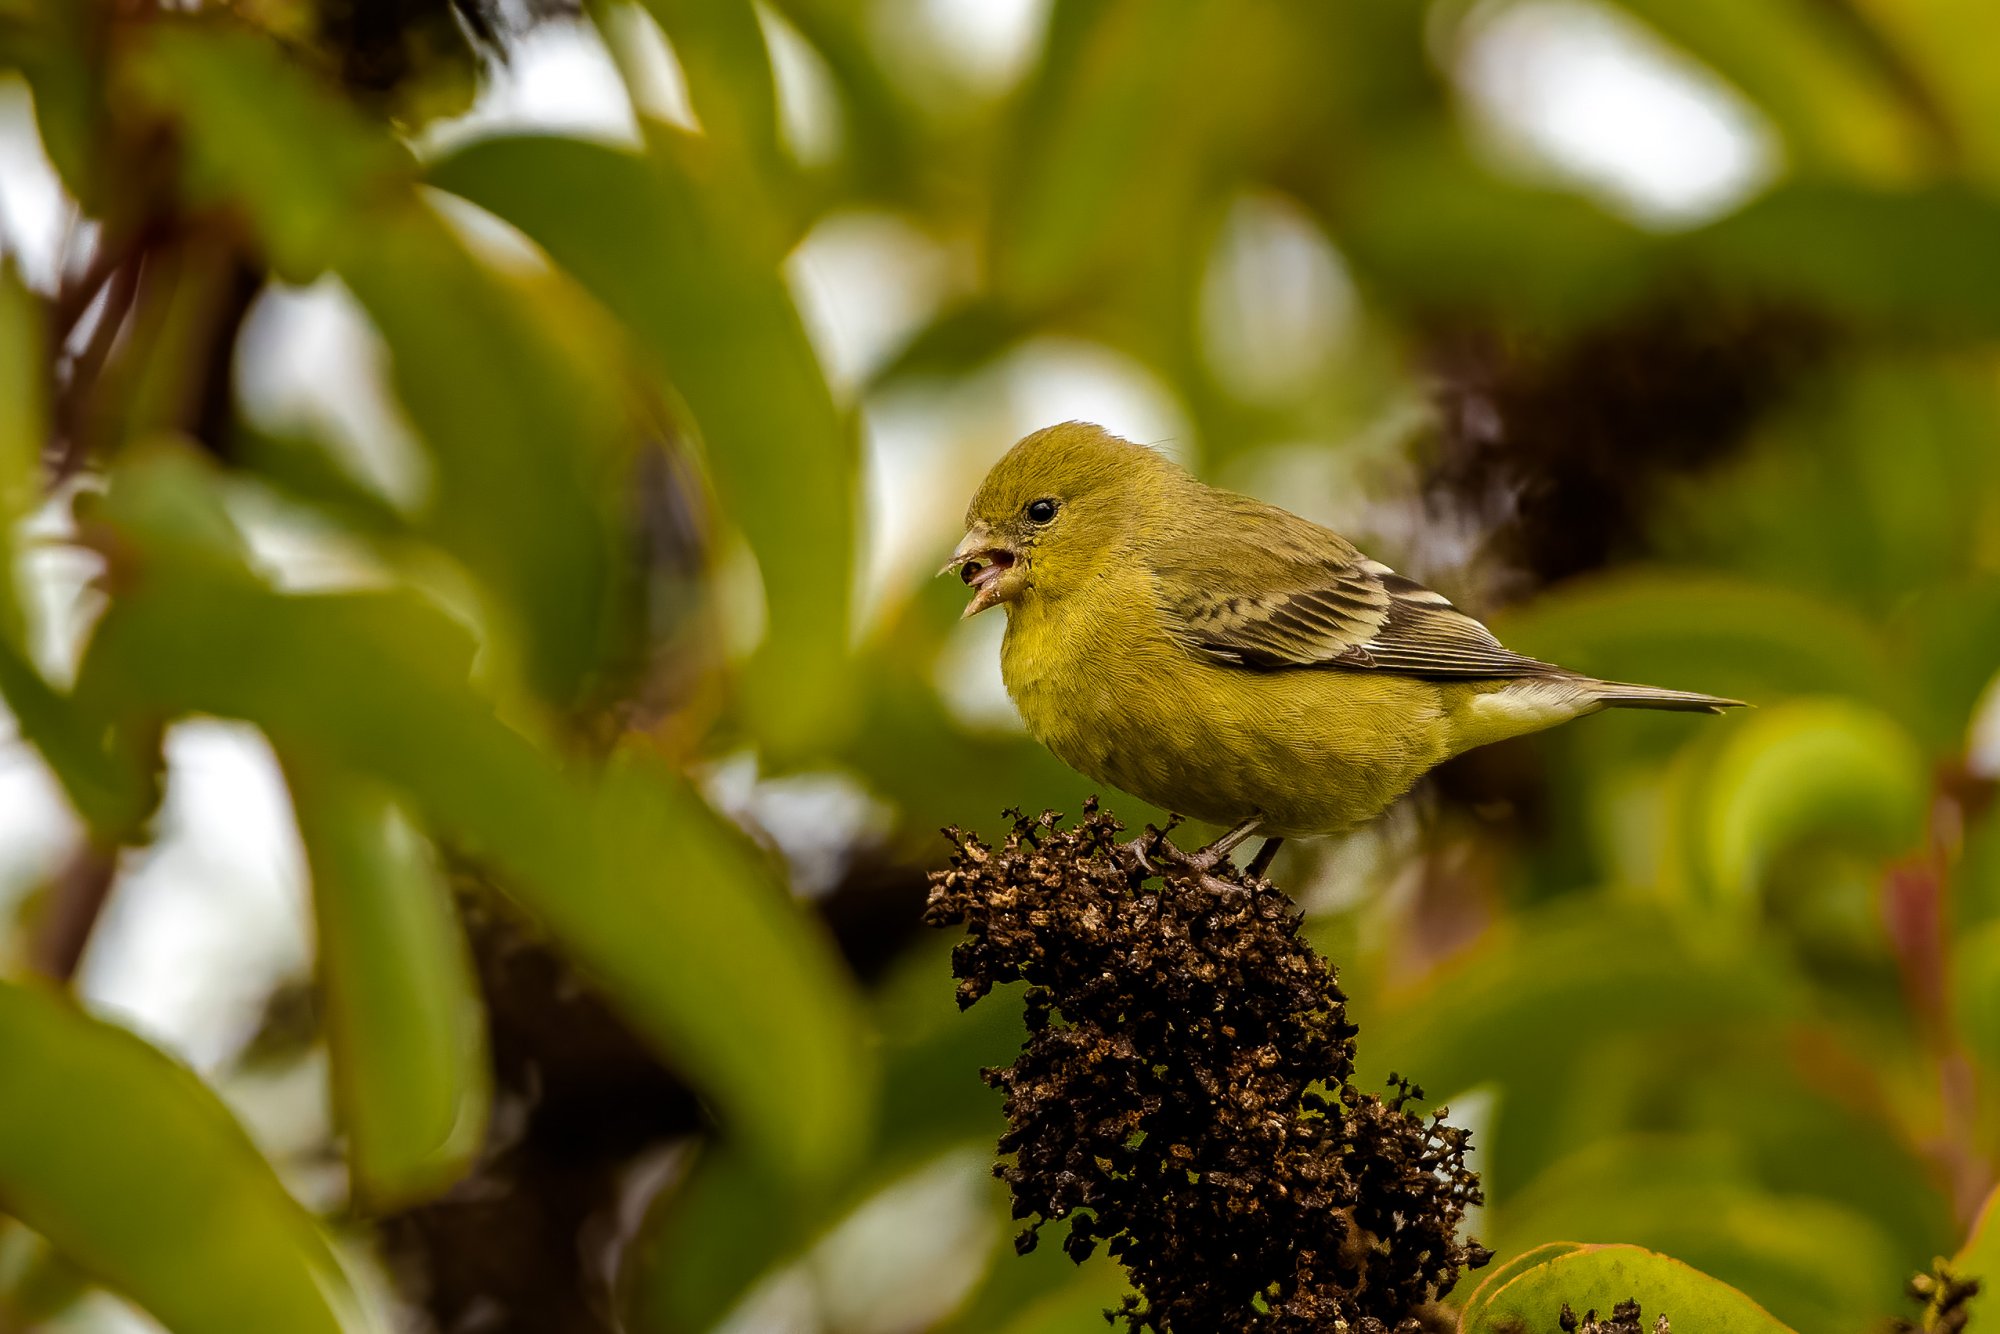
[1000, 589, 1455, 838]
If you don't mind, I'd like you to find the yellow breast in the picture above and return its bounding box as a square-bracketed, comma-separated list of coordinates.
[998, 572, 1453, 838]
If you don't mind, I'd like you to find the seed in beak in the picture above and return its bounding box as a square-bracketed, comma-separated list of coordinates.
[960, 549, 1015, 587]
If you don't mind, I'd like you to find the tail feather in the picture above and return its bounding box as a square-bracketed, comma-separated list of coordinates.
[1588, 679, 1746, 714]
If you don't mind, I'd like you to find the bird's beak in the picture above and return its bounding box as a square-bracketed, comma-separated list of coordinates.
[939, 525, 1023, 619]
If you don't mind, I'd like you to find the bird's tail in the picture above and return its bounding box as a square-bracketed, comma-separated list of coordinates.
[1587, 679, 1746, 715]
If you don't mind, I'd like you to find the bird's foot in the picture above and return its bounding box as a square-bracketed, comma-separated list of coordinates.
[1116, 821, 1255, 900]
[1113, 828, 1168, 877]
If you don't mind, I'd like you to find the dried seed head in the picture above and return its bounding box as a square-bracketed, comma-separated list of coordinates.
[925, 805, 1489, 1332]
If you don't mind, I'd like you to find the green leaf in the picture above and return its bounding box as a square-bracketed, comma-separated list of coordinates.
[1841, 0, 2000, 185]
[1958, 1185, 2000, 1289]
[1696, 185, 2000, 334]
[8, 0, 107, 211]
[0, 260, 41, 644]
[0, 638, 151, 838]
[73, 448, 873, 1182]
[1952, 918, 2000, 1080]
[1492, 1136, 1904, 1331]
[989, 1264, 1131, 1334]
[625, 0, 782, 175]
[761, 0, 921, 198]
[1666, 1049, 1955, 1273]
[991, 0, 1221, 304]
[0, 1224, 93, 1327]
[1896, 575, 2000, 752]
[428, 133, 856, 751]
[127, 24, 629, 708]
[336, 208, 633, 709]
[1601, 0, 1939, 179]
[635, 941, 1023, 1330]
[1358, 901, 1794, 1198]
[1460, 1243, 1796, 1333]
[1459, 1242, 1587, 1311]
[286, 762, 488, 1210]
[1672, 698, 1928, 910]
[0, 981, 354, 1334]
[1494, 573, 1902, 715]
[123, 23, 411, 279]
[1333, 130, 1655, 327]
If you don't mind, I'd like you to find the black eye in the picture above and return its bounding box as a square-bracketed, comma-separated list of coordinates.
[1026, 498, 1059, 524]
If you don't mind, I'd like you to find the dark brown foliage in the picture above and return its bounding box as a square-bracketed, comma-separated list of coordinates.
[924, 804, 1488, 1332]
[1558, 1299, 1668, 1334]
[1888, 1260, 1980, 1334]
[315, 0, 577, 100]
[1421, 303, 1825, 594]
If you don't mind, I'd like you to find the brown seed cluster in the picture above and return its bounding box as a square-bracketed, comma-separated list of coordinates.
[1559, 1300, 1668, 1334]
[1890, 1260, 1980, 1334]
[923, 804, 1488, 1332]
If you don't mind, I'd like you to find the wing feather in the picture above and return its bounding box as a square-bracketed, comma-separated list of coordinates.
[1152, 495, 1559, 679]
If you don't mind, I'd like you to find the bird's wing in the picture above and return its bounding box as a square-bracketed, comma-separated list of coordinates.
[1150, 494, 1560, 678]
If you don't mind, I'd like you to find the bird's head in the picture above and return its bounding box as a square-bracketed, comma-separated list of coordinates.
[943, 421, 1177, 617]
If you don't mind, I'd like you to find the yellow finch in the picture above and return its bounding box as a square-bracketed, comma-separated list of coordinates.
[944, 422, 1740, 874]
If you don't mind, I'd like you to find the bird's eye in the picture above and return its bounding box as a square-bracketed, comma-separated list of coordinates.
[1026, 498, 1059, 524]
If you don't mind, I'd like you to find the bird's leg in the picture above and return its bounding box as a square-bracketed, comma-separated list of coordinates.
[1244, 836, 1284, 880]
[1181, 817, 1264, 873]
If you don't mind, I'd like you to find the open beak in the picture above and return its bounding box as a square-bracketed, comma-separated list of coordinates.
[939, 526, 1020, 619]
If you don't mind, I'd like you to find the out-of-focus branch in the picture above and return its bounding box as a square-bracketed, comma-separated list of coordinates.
[29, 840, 120, 982]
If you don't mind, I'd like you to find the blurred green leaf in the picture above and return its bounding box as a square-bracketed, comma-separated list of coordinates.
[636, 942, 1021, 1330]
[992, 0, 1218, 303]
[1655, 360, 2000, 643]
[1846, 0, 2000, 183]
[0, 1224, 92, 1327]
[761, 0, 920, 198]
[1667, 1047, 1954, 1269]
[1671, 698, 1928, 911]
[428, 134, 857, 751]
[1952, 918, 2000, 1079]
[0, 262, 145, 833]
[989, 1263, 1131, 1334]
[124, 22, 410, 279]
[1602, 0, 1940, 179]
[1332, 130, 1655, 327]
[1493, 1136, 1902, 1332]
[338, 209, 633, 709]
[7, 0, 105, 210]
[1696, 184, 2000, 333]
[129, 24, 629, 708]
[1958, 1185, 2000, 1288]
[0, 637, 149, 837]
[634, 1146, 802, 1333]
[287, 763, 488, 1210]
[1359, 901, 1795, 1198]
[74, 447, 874, 1183]
[232, 422, 413, 539]
[1897, 576, 2000, 751]
[0, 981, 353, 1333]
[1460, 1243, 1795, 1333]
[625, 0, 782, 178]
[0, 259, 41, 643]
[1496, 573, 1902, 715]
[867, 298, 1044, 392]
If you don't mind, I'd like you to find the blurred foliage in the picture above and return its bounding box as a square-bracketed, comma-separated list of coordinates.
[0, 0, 1996, 1331]
[1459, 1242, 1794, 1333]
